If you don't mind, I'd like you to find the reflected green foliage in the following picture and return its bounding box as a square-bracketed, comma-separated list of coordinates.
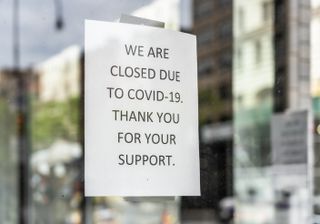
[31, 97, 79, 151]
[0, 95, 18, 223]
[0, 98, 15, 160]
[198, 89, 223, 126]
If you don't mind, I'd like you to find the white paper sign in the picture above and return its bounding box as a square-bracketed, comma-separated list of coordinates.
[85, 20, 200, 196]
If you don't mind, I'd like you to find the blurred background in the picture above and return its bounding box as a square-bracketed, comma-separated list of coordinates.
[1, 0, 320, 223]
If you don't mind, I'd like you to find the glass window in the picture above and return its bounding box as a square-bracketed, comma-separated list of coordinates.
[237, 47, 243, 68]
[198, 57, 215, 76]
[238, 7, 245, 32]
[195, 0, 214, 20]
[197, 29, 214, 46]
[255, 39, 262, 64]
[218, 22, 232, 40]
[0, 0, 318, 223]
[219, 52, 232, 70]
[262, 1, 272, 21]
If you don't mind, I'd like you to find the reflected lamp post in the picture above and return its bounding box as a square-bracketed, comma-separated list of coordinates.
[13, 0, 64, 223]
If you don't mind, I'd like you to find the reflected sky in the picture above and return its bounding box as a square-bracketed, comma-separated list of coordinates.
[0, 0, 154, 69]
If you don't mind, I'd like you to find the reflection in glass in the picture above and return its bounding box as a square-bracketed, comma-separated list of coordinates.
[233, 0, 275, 223]
[0, 71, 18, 223]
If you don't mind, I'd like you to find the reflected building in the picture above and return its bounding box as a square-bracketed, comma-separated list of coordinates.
[233, 0, 275, 223]
[273, 1, 312, 223]
[182, 0, 234, 213]
[32, 46, 81, 103]
[233, 0, 314, 223]
[184, 0, 276, 220]
[233, 0, 274, 168]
